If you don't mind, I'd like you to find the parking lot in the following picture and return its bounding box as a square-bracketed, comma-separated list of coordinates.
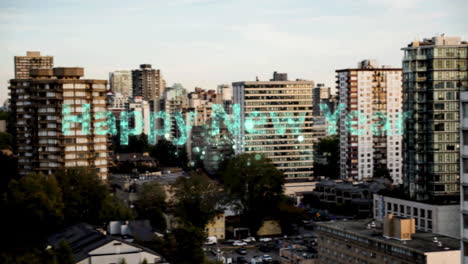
[205, 244, 280, 263]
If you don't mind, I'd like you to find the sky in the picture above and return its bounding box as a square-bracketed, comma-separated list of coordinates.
[0, 0, 467, 104]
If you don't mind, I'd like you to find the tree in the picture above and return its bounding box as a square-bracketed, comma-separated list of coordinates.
[149, 139, 188, 168]
[313, 136, 340, 179]
[171, 172, 221, 229]
[222, 153, 285, 234]
[0, 132, 13, 150]
[134, 182, 167, 231]
[171, 225, 206, 264]
[55, 167, 132, 225]
[4, 173, 64, 246]
[54, 241, 74, 264]
[374, 165, 393, 183]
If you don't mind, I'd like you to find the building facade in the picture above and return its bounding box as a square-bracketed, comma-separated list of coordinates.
[316, 219, 460, 264]
[233, 72, 314, 178]
[110, 70, 132, 97]
[14, 51, 53, 79]
[9, 67, 109, 180]
[132, 64, 165, 102]
[337, 60, 403, 182]
[402, 35, 468, 201]
[460, 90, 468, 263]
[373, 194, 459, 238]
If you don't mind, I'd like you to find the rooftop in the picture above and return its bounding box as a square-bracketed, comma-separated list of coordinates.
[316, 219, 460, 254]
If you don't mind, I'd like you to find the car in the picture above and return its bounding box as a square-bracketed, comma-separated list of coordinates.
[233, 240, 248, 246]
[236, 256, 248, 264]
[259, 237, 272, 242]
[236, 247, 247, 255]
[242, 236, 256, 243]
[262, 254, 273, 262]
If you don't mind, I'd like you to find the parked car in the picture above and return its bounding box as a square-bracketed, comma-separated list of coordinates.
[236, 247, 247, 255]
[243, 237, 256, 243]
[233, 240, 248, 246]
[204, 236, 217, 245]
[259, 237, 272, 242]
[262, 254, 273, 262]
[236, 256, 248, 264]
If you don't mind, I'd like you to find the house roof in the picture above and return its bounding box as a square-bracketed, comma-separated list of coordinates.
[47, 223, 163, 262]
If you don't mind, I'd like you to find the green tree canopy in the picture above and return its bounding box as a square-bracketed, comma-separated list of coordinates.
[5, 173, 64, 246]
[313, 135, 340, 179]
[55, 167, 132, 225]
[171, 172, 221, 229]
[222, 153, 285, 234]
[134, 182, 167, 231]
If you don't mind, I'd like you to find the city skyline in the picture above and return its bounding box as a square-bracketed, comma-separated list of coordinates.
[1, 0, 467, 104]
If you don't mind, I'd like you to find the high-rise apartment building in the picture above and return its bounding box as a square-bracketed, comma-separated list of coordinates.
[9, 67, 109, 180]
[337, 60, 403, 182]
[312, 83, 333, 116]
[109, 70, 132, 97]
[131, 64, 165, 102]
[161, 83, 188, 141]
[233, 72, 314, 178]
[460, 91, 468, 263]
[402, 35, 468, 201]
[14, 51, 53, 79]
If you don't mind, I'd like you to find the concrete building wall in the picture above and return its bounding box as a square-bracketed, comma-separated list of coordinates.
[425, 251, 460, 264]
[373, 194, 459, 238]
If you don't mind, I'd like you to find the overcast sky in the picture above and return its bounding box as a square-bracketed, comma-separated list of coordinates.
[1, 0, 467, 103]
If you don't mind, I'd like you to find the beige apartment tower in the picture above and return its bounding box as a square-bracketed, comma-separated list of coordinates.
[9, 67, 110, 180]
[14, 51, 54, 79]
[233, 72, 314, 178]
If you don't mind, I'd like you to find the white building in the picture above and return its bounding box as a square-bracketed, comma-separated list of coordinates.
[373, 194, 459, 238]
[337, 60, 403, 183]
[128, 96, 153, 136]
[47, 223, 164, 264]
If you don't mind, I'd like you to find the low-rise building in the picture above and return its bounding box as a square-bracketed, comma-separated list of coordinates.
[310, 179, 388, 217]
[373, 194, 459, 238]
[110, 169, 186, 205]
[280, 247, 318, 264]
[316, 217, 460, 264]
[47, 223, 166, 264]
[205, 213, 225, 240]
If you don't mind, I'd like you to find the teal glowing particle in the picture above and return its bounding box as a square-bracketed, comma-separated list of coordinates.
[246, 161, 251, 166]
[255, 154, 261, 160]
[297, 135, 304, 142]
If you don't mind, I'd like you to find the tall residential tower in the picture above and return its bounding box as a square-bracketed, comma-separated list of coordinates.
[9, 67, 110, 180]
[337, 60, 403, 182]
[233, 72, 314, 178]
[402, 35, 468, 201]
[14, 51, 53, 79]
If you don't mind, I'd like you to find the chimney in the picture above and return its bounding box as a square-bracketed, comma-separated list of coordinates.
[383, 214, 415, 240]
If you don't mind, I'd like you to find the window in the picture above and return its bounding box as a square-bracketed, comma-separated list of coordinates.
[420, 209, 425, 218]
[428, 210, 432, 219]
[413, 208, 418, 216]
